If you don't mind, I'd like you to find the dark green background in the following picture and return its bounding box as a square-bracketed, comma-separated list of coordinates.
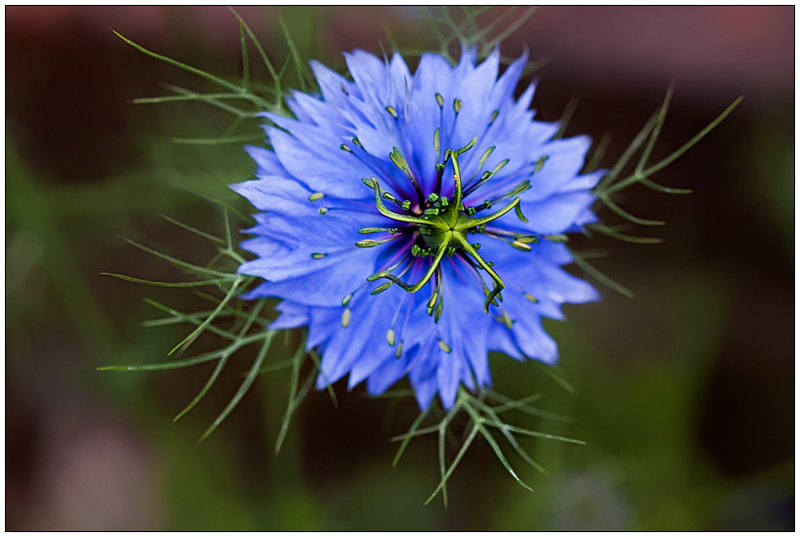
[6, 6, 793, 530]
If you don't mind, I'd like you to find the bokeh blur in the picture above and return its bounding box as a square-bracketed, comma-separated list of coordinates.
[6, 6, 794, 530]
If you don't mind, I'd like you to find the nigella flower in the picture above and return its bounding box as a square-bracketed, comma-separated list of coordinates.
[232, 46, 602, 410]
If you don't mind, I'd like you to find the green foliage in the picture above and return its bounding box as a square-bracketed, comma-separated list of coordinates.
[98, 204, 322, 449]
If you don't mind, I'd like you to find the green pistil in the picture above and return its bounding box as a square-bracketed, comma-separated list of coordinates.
[363, 137, 530, 316]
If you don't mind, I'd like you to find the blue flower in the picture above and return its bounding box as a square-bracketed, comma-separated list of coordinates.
[231, 47, 602, 410]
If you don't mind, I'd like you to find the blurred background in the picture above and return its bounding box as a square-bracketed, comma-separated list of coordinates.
[5, 6, 794, 530]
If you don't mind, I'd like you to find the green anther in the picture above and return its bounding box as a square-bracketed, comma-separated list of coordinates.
[507, 180, 531, 197]
[311, 253, 327, 259]
[489, 110, 499, 125]
[453, 99, 462, 113]
[371, 282, 393, 295]
[492, 158, 510, 176]
[386, 105, 398, 118]
[427, 288, 438, 309]
[478, 146, 495, 171]
[382, 191, 398, 203]
[438, 339, 451, 353]
[342, 294, 353, 307]
[499, 310, 514, 328]
[427, 192, 440, 203]
[515, 235, 539, 244]
[479, 170, 493, 183]
[435, 92, 444, 108]
[439, 196, 449, 208]
[433, 128, 441, 160]
[411, 244, 422, 257]
[472, 243, 481, 250]
[446, 246, 456, 256]
[533, 155, 549, 173]
[401, 200, 411, 211]
[340, 144, 351, 152]
[356, 239, 384, 248]
[545, 234, 568, 243]
[424, 208, 440, 216]
[514, 203, 529, 223]
[309, 192, 325, 202]
[362, 177, 374, 188]
[434, 299, 444, 322]
[511, 241, 532, 252]
[318, 207, 328, 215]
[352, 136, 363, 148]
[341, 308, 351, 328]
[387, 328, 396, 346]
[479, 224, 487, 233]
[396, 340, 404, 358]
[524, 293, 538, 303]
[443, 149, 452, 163]
[359, 227, 398, 235]
[467, 207, 477, 216]
[483, 200, 492, 209]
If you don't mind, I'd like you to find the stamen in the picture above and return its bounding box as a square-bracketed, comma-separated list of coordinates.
[453, 99, 462, 113]
[438, 339, 452, 353]
[435, 92, 444, 108]
[371, 282, 393, 295]
[524, 293, 539, 303]
[545, 234, 568, 243]
[514, 203, 529, 223]
[495, 308, 514, 329]
[388, 147, 425, 206]
[387, 328, 395, 346]
[341, 308, 351, 328]
[492, 158, 510, 176]
[318, 207, 328, 215]
[311, 253, 327, 259]
[340, 144, 352, 152]
[473, 146, 495, 180]
[355, 235, 403, 248]
[385, 105, 398, 119]
[359, 226, 400, 235]
[342, 294, 353, 307]
[308, 192, 325, 202]
[533, 155, 549, 173]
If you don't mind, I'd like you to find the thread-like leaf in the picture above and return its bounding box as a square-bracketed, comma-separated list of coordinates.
[392, 407, 431, 466]
[100, 272, 228, 288]
[198, 330, 276, 443]
[569, 247, 634, 298]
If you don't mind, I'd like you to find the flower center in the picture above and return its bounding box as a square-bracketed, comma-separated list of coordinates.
[359, 137, 531, 317]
